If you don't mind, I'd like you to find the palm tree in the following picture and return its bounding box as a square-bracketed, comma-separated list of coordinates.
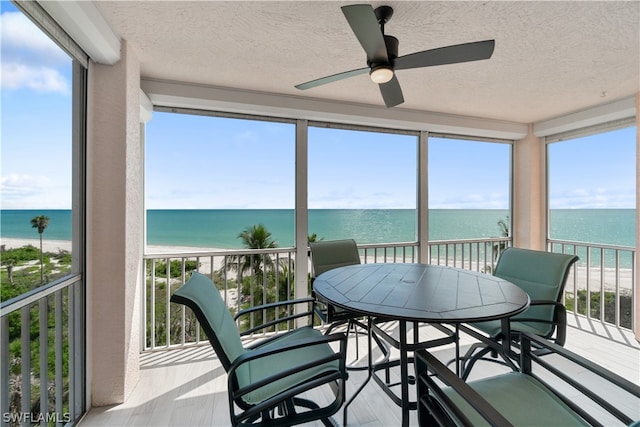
[31, 215, 50, 282]
[492, 216, 510, 265]
[222, 224, 278, 280]
[308, 233, 323, 243]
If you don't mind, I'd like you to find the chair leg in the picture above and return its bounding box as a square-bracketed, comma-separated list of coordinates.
[350, 319, 360, 361]
[460, 344, 494, 380]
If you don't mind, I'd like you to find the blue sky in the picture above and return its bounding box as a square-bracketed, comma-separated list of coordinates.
[2, 1, 636, 211]
[1, 1, 73, 209]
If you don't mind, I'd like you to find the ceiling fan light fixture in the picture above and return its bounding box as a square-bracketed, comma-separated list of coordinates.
[370, 65, 394, 84]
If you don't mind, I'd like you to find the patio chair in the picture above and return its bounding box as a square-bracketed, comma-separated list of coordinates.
[457, 247, 579, 379]
[310, 239, 390, 367]
[416, 331, 640, 426]
[170, 272, 347, 427]
[309, 239, 362, 325]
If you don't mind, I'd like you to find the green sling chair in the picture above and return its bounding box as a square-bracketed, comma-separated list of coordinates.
[309, 239, 390, 368]
[171, 272, 347, 427]
[458, 247, 579, 379]
[416, 331, 640, 426]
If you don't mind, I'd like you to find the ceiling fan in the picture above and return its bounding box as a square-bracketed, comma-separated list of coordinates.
[295, 4, 495, 108]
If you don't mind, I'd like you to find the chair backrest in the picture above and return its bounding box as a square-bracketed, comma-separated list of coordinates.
[309, 239, 361, 277]
[493, 247, 579, 336]
[170, 272, 246, 371]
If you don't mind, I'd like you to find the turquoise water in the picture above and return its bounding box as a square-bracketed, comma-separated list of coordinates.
[1, 209, 635, 249]
[1, 210, 73, 241]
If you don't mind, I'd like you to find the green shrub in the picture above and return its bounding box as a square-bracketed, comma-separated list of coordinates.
[565, 290, 633, 329]
[153, 260, 199, 278]
[1, 245, 41, 264]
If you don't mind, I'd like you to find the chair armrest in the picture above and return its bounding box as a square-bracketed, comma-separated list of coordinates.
[510, 300, 567, 345]
[417, 333, 640, 427]
[520, 332, 640, 425]
[416, 349, 513, 427]
[229, 331, 347, 424]
[228, 332, 347, 400]
[231, 332, 346, 369]
[234, 297, 317, 336]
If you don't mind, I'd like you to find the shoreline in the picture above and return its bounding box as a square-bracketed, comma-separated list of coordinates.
[1, 238, 229, 255]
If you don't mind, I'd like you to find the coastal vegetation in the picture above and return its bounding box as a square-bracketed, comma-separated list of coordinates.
[565, 289, 633, 328]
[145, 225, 326, 347]
[1, 245, 72, 299]
[2, 216, 73, 423]
[1, 244, 73, 424]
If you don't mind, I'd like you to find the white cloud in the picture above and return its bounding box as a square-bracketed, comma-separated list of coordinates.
[0, 174, 70, 209]
[2, 11, 67, 61]
[1, 62, 69, 94]
[550, 187, 635, 209]
[430, 191, 509, 209]
[1, 11, 71, 93]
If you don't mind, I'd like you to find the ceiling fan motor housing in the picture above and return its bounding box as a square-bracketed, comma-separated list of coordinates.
[368, 35, 398, 69]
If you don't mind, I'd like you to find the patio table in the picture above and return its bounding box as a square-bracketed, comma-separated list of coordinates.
[312, 263, 530, 427]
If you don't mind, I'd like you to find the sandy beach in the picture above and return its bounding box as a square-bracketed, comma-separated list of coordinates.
[1, 237, 234, 273]
[2, 238, 73, 253]
[1, 238, 227, 256]
[2, 238, 633, 292]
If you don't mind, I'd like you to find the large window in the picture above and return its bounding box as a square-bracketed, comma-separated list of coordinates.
[307, 126, 418, 244]
[145, 111, 296, 249]
[1, 1, 87, 423]
[547, 126, 636, 246]
[1, 1, 78, 292]
[428, 136, 511, 240]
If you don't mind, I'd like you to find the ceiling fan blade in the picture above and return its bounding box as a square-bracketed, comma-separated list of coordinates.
[295, 67, 370, 90]
[379, 74, 404, 108]
[395, 40, 495, 70]
[341, 4, 389, 63]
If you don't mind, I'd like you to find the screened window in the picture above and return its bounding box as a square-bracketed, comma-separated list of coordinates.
[1, 1, 87, 422]
[145, 112, 296, 248]
[307, 126, 418, 244]
[547, 126, 636, 247]
[428, 136, 511, 240]
[1, 1, 77, 294]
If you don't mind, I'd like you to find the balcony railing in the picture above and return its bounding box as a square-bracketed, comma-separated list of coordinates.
[142, 242, 425, 351]
[548, 239, 635, 329]
[142, 237, 515, 351]
[427, 237, 511, 272]
[142, 237, 635, 352]
[0, 275, 84, 427]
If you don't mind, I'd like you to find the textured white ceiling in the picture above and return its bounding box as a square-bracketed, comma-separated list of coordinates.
[96, 1, 640, 124]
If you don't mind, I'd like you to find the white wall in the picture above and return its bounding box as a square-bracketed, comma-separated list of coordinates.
[86, 40, 143, 405]
[512, 125, 546, 250]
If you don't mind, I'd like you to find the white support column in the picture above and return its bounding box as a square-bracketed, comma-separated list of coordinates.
[512, 124, 546, 250]
[86, 40, 143, 405]
[635, 93, 640, 343]
[295, 119, 309, 326]
[417, 131, 429, 263]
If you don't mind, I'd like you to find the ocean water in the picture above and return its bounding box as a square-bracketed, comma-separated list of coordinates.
[1, 210, 73, 241]
[1, 209, 635, 249]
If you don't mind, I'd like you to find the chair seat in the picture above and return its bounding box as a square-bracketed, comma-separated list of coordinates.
[443, 372, 590, 426]
[238, 327, 341, 405]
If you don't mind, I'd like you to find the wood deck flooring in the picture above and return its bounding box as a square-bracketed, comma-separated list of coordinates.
[80, 315, 639, 426]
